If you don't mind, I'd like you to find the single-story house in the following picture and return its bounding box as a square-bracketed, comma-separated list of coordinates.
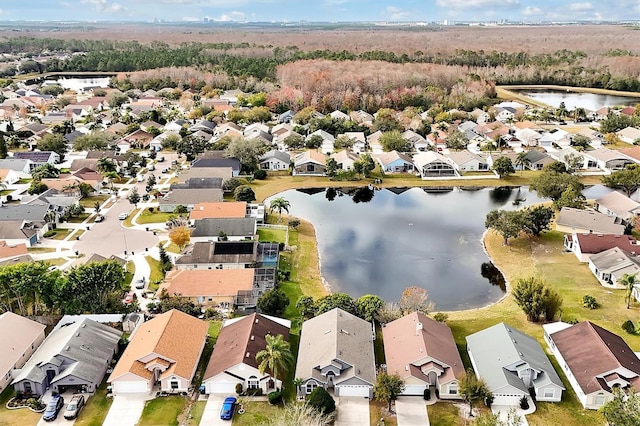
[0, 312, 45, 392]
[514, 128, 541, 147]
[402, 130, 428, 151]
[467, 323, 564, 406]
[157, 269, 256, 308]
[176, 241, 279, 270]
[191, 217, 257, 242]
[543, 321, 640, 410]
[413, 151, 456, 178]
[551, 148, 600, 171]
[331, 150, 360, 171]
[108, 309, 208, 394]
[555, 207, 626, 235]
[12, 319, 121, 396]
[0, 168, 22, 185]
[170, 178, 223, 190]
[375, 151, 414, 174]
[202, 314, 291, 394]
[383, 312, 464, 398]
[14, 151, 60, 167]
[191, 156, 241, 177]
[595, 191, 640, 222]
[296, 308, 376, 398]
[189, 202, 247, 222]
[587, 247, 640, 288]
[522, 150, 555, 171]
[0, 159, 33, 174]
[445, 150, 490, 173]
[564, 233, 640, 262]
[616, 127, 640, 144]
[158, 189, 224, 213]
[0, 220, 47, 247]
[0, 240, 28, 261]
[178, 167, 233, 183]
[259, 150, 291, 171]
[587, 148, 634, 171]
[293, 151, 326, 176]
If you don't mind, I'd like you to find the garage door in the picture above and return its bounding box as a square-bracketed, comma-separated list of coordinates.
[336, 385, 371, 398]
[113, 381, 148, 394]
[206, 381, 238, 395]
[402, 385, 426, 396]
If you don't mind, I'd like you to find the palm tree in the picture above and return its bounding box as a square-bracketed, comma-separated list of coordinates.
[618, 273, 638, 309]
[269, 197, 291, 222]
[255, 334, 294, 392]
[515, 152, 531, 177]
[97, 157, 117, 174]
[94, 201, 102, 215]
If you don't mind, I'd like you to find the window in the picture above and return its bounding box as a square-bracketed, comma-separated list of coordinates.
[544, 389, 555, 398]
[595, 394, 605, 406]
[170, 379, 179, 390]
[306, 382, 317, 394]
[448, 384, 458, 395]
[248, 376, 259, 390]
[306, 164, 314, 172]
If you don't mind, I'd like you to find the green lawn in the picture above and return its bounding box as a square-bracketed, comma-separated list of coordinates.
[79, 195, 109, 208]
[138, 396, 186, 426]
[47, 257, 68, 266]
[136, 210, 174, 224]
[27, 247, 55, 253]
[46, 228, 71, 240]
[370, 400, 398, 426]
[145, 255, 164, 291]
[0, 386, 41, 426]
[257, 228, 287, 244]
[75, 381, 113, 426]
[0, 189, 13, 196]
[232, 401, 280, 426]
[427, 402, 461, 426]
[186, 400, 206, 426]
[67, 213, 91, 223]
[122, 209, 139, 227]
[166, 242, 182, 254]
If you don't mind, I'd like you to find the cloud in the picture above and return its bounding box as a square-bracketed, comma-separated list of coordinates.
[383, 6, 411, 20]
[436, 0, 519, 8]
[522, 6, 542, 15]
[80, 0, 127, 13]
[568, 2, 594, 11]
[209, 10, 248, 21]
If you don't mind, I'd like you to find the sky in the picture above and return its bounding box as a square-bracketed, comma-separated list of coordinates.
[2, 1, 640, 23]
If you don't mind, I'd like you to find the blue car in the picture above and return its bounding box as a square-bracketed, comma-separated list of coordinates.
[219, 396, 237, 420]
[42, 395, 64, 422]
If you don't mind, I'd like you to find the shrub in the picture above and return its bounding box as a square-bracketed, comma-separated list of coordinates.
[582, 295, 598, 309]
[247, 388, 263, 396]
[148, 207, 154, 212]
[268, 390, 282, 405]
[288, 219, 300, 229]
[432, 312, 448, 322]
[622, 320, 636, 334]
[519, 396, 529, 410]
[44, 230, 56, 238]
[308, 386, 335, 415]
[423, 388, 430, 400]
[5, 194, 11, 201]
[485, 394, 494, 408]
[254, 169, 267, 180]
[235, 383, 243, 395]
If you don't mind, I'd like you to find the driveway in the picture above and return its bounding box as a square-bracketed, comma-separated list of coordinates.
[102, 394, 150, 426]
[335, 397, 370, 426]
[199, 394, 228, 426]
[396, 397, 430, 426]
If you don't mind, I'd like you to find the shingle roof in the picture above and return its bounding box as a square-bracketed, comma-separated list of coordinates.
[0, 312, 45, 379]
[191, 158, 241, 171]
[574, 233, 640, 255]
[108, 310, 208, 382]
[0, 204, 49, 221]
[260, 150, 291, 164]
[556, 207, 626, 235]
[159, 188, 223, 206]
[157, 269, 255, 298]
[596, 191, 640, 218]
[203, 313, 290, 381]
[170, 178, 223, 190]
[176, 241, 258, 265]
[192, 217, 256, 237]
[189, 202, 247, 220]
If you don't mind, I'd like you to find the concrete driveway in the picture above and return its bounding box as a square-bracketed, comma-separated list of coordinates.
[199, 394, 228, 426]
[102, 394, 150, 426]
[396, 397, 430, 426]
[335, 397, 370, 426]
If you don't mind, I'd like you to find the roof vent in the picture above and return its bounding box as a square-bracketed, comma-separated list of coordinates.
[324, 330, 331, 334]
[246, 352, 250, 358]
[250, 335, 255, 341]
[341, 329, 350, 335]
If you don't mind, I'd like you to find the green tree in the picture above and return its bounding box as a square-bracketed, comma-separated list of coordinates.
[60, 260, 127, 314]
[356, 294, 385, 321]
[37, 133, 68, 161]
[492, 156, 515, 178]
[521, 205, 554, 237]
[459, 369, 492, 418]
[554, 185, 586, 210]
[146, 174, 157, 192]
[512, 276, 562, 322]
[599, 387, 640, 426]
[379, 130, 411, 152]
[360, 154, 376, 178]
[315, 293, 357, 316]
[444, 130, 469, 150]
[173, 205, 188, 215]
[177, 135, 209, 161]
[257, 288, 290, 316]
[158, 244, 172, 274]
[306, 135, 324, 149]
[127, 188, 141, 208]
[31, 163, 59, 180]
[603, 165, 640, 197]
[283, 133, 305, 149]
[234, 185, 256, 202]
[399, 286, 435, 315]
[0, 261, 58, 316]
[296, 295, 316, 319]
[544, 161, 568, 174]
[373, 372, 405, 411]
[269, 197, 291, 222]
[485, 209, 523, 245]
[256, 334, 294, 391]
[0, 134, 7, 159]
[514, 152, 530, 176]
[531, 171, 583, 201]
[618, 273, 638, 309]
[326, 157, 339, 178]
[96, 157, 117, 174]
[73, 131, 117, 151]
[371, 108, 400, 132]
[225, 136, 267, 173]
[27, 180, 48, 195]
[307, 387, 336, 415]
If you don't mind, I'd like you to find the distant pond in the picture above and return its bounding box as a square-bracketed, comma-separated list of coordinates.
[512, 88, 640, 111]
[269, 186, 551, 311]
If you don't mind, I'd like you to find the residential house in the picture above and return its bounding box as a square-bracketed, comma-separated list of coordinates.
[191, 217, 257, 242]
[340, 132, 367, 154]
[494, 106, 516, 123]
[413, 151, 456, 178]
[189, 202, 247, 222]
[375, 151, 414, 174]
[543, 321, 640, 409]
[0, 312, 45, 392]
[620, 107, 637, 117]
[191, 155, 241, 177]
[367, 131, 384, 154]
[445, 151, 490, 173]
[587, 148, 634, 171]
[175, 241, 279, 270]
[514, 128, 541, 147]
[402, 130, 428, 152]
[278, 110, 295, 124]
[170, 178, 223, 191]
[349, 110, 374, 126]
[270, 123, 293, 138]
[575, 127, 604, 147]
[188, 120, 216, 134]
[551, 147, 600, 171]
[140, 120, 163, 133]
[539, 128, 571, 148]
[330, 110, 350, 121]
[202, 314, 291, 394]
[595, 107, 611, 121]
[587, 247, 640, 288]
[259, 150, 291, 171]
[0, 240, 28, 261]
[0, 168, 21, 185]
[244, 123, 270, 136]
[619, 146, 640, 165]
[467, 323, 564, 406]
[564, 233, 640, 262]
[295, 308, 376, 398]
[616, 127, 640, 144]
[178, 167, 233, 183]
[157, 269, 256, 308]
[555, 207, 626, 235]
[383, 312, 464, 398]
[158, 188, 223, 213]
[595, 191, 640, 222]
[118, 129, 153, 152]
[12, 319, 121, 396]
[246, 129, 273, 145]
[293, 151, 326, 176]
[519, 150, 553, 171]
[470, 109, 491, 123]
[108, 309, 207, 394]
[0, 159, 33, 175]
[213, 122, 243, 139]
[331, 150, 360, 171]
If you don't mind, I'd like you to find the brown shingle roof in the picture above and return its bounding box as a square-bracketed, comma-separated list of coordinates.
[157, 269, 255, 298]
[0, 240, 28, 260]
[574, 233, 640, 255]
[108, 309, 208, 382]
[203, 314, 290, 380]
[189, 202, 247, 220]
[550, 321, 640, 394]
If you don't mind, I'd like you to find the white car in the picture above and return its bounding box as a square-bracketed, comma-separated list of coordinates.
[118, 212, 128, 220]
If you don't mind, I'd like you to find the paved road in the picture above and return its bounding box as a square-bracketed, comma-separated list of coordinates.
[335, 397, 370, 426]
[396, 397, 430, 426]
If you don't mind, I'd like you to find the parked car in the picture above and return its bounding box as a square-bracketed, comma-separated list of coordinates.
[42, 395, 64, 422]
[118, 212, 128, 220]
[220, 396, 236, 421]
[63, 395, 84, 420]
[122, 291, 136, 305]
[137, 175, 145, 182]
[94, 214, 105, 223]
[171, 159, 178, 166]
[134, 278, 145, 290]
[157, 156, 165, 162]
[162, 168, 170, 174]
[148, 164, 155, 171]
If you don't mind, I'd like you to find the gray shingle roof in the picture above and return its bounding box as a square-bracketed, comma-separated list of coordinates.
[159, 188, 223, 206]
[191, 218, 256, 238]
[0, 204, 49, 221]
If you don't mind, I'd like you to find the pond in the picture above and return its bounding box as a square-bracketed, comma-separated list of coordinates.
[512, 89, 640, 111]
[270, 186, 549, 311]
[54, 77, 111, 91]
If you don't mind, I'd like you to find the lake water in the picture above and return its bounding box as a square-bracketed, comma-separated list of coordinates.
[54, 77, 111, 91]
[514, 89, 640, 111]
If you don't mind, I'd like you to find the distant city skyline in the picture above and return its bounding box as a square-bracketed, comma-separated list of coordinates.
[4, 1, 640, 23]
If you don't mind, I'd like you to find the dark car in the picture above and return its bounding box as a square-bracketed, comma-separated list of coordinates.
[42, 395, 64, 422]
[220, 396, 236, 420]
[63, 394, 84, 420]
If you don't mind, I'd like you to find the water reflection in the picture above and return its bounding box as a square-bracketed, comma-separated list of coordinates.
[481, 262, 507, 292]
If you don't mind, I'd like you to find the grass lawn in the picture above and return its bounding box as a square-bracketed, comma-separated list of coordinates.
[138, 396, 186, 426]
[165, 242, 181, 254]
[67, 213, 90, 223]
[75, 381, 113, 426]
[27, 247, 55, 253]
[79, 195, 109, 208]
[46, 228, 71, 240]
[232, 401, 280, 426]
[257, 228, 287, 244]
[0, 386, 41, 426]
[370, 400, 398, 426]
[16, 178, 32, 184]
[145, 255, 165, 291]
[186, 400, 206, 426]
[47, 257, 68, 266]
[122, 209, 139, 227]
[0, 189, 13, 195]
[427, 402, 461, 426]
[136, 209, 174, 224]
[69, 229, 86, 240]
